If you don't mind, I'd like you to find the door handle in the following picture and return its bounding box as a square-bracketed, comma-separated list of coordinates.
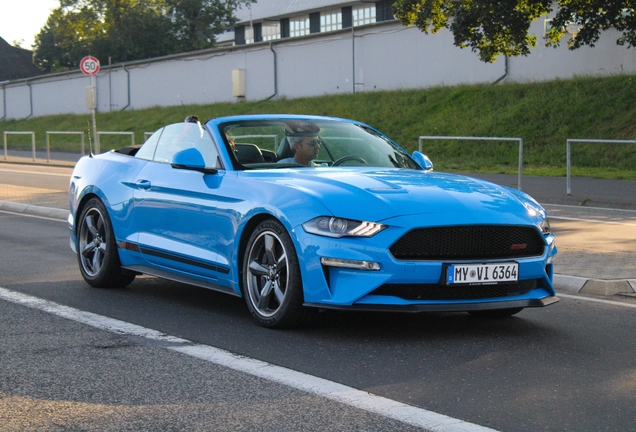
[136, 179, 151, 190]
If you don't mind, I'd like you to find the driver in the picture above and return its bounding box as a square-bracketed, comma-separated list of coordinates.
[277, 135, 321, 166]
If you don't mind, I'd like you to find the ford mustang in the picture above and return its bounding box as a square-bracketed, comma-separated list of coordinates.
[68, 114, 558, 328]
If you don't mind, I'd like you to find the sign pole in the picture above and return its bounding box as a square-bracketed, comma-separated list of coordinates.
[80, 56, 100, 154]
[91, 74, 98, 154]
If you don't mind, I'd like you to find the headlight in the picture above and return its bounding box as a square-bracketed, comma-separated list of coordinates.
[302, 217, 386, 238]
[538, 218, 551, 235]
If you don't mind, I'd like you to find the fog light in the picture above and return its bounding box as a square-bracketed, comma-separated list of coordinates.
[321, 257, 380, 271]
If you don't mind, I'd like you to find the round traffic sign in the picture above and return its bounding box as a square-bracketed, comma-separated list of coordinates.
[80, 56, 100, 76]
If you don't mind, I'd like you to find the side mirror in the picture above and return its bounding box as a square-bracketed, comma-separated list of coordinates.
[171, 148, 217, 174]
[412, 151, 434, 171]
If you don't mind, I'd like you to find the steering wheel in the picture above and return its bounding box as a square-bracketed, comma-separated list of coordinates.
[332, 156, 368, 166]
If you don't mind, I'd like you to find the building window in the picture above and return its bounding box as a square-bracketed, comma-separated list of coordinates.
[309, 12, 321, 34]
[262, 23, 281, 41]
[353, 5, 376, 26]
[235, 25, 246, 45]
[321, 10, 342, 32]
[290, 16, 310, 37]
[254, 23, 262, 43]
[280, 18, 290, 38]
[342, 6, 353, 28]
[375, 0, 395, 22]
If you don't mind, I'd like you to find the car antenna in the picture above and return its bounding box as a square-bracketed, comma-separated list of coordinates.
[87, 121, 94, 158]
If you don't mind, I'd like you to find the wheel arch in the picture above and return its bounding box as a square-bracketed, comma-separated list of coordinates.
[74, 192, 101, 236]
[236, 213, 283, 297]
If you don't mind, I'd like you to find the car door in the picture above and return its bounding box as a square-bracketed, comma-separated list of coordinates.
[129, 123, 231, 284]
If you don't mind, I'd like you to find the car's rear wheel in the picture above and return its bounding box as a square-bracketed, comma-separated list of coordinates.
[243, 219, 315, 328]
[468, 307, 523, 318]
[77, 197, 135, 288]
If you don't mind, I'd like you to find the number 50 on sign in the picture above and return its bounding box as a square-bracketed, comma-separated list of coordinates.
[80, 56, 100, 76]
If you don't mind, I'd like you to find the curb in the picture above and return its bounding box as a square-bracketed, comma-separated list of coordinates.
[554, 274, 636, 296]
[0, 201, 68, 221]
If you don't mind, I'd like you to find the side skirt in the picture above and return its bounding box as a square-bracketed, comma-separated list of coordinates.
[123, 265, 241, 297]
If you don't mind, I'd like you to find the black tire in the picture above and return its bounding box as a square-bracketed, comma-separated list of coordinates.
[76, 197, 135, 288]
[468, 307, 523, 318]
[242, 219, 316, 328]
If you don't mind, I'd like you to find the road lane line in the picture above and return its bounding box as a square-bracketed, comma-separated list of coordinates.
[550, 216, 636, 227]
[0, 209, 67, 222]
[0, 168, 71, 177]
[0, 286, 497, 432]
[543, 204, 636, 213]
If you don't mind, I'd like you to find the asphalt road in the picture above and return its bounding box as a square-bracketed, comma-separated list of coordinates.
[2, 163, 636, 430]
[1, 210, 636, 431]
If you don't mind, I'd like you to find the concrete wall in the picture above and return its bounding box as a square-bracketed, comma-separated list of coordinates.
[1, 19, 635, 121]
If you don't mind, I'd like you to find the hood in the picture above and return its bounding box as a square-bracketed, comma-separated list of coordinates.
[266, 168, 544, 226]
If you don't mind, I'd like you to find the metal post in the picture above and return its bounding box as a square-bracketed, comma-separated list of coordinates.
[518, 138, 523, 191]
[91, 74, 98, 154]
[566, 139, 571, 195]
[352, 25, 356, 94]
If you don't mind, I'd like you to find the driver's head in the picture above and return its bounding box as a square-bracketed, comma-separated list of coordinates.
[290, 135, 320, 164]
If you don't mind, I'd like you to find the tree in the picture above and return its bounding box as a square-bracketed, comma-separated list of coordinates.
[168, 0, 244, 52]
[392, 0, 636, 63]
[33, 0, 254, 73]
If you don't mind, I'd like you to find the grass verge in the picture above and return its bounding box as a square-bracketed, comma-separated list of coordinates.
[1, 74, 635, 180]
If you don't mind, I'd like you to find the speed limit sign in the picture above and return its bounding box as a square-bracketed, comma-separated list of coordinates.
[80, 56, 100, 75]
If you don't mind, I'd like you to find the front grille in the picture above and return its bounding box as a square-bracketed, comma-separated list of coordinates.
[372, 280, 537, 301]
[389, 225, 544, 261]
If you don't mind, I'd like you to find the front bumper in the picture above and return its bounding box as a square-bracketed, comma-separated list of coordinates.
[293, 221, 558, 310]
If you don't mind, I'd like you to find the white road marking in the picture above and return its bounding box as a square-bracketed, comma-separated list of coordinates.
[550, 216, 636, 227]
[0, 286, 497, 432]
[0, 167, 71, 177]
[543, 203, 636, 213]
[0, 209, 66, 222]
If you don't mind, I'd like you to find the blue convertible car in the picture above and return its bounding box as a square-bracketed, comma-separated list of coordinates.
[69, 115, 558, 328]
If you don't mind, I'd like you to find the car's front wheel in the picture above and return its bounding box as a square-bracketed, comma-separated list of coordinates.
[77, 197, 135, 288]
[242, 219, 315, 328]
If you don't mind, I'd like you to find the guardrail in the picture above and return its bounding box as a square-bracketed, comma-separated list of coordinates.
[566, 138, 636, 195]
[96, 131, 135, 153]
[418, 136, 524, 190]
[232, 134, 279, 151]
[46, 131, 85, 162]
[3, 131, 36, 161]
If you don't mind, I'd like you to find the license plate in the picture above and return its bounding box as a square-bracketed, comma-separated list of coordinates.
[446, 262, 518, 285]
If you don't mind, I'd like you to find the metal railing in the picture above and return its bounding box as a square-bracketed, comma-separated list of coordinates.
[232, 134, 279, 151]
[418, 136, 524, 190]
[3, 131, 36, 161]
[96, 131, 135, 154]
[46, 131, 85, 162]
[566, 138, 636, 195]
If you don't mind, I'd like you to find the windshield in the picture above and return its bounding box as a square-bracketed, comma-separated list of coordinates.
[219, 119, 420, 170]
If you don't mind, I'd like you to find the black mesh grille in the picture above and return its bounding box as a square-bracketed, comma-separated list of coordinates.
[389, 225, 545, 261]
[372, 280, 537, 301]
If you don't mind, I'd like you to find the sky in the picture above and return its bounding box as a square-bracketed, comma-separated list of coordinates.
[0, 0, 59, 49]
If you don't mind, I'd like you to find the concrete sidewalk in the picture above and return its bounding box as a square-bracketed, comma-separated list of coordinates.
[1, 155, 635, 297]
